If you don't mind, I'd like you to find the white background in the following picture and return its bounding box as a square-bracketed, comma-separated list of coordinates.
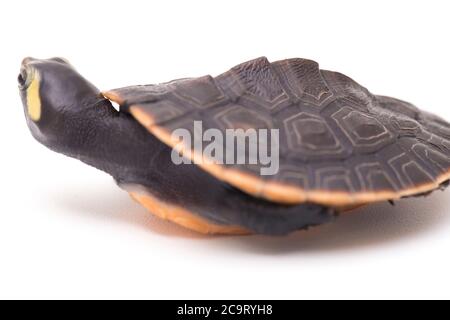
[1, 0, 449, 300]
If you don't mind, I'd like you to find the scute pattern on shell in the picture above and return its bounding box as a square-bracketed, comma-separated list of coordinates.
[106, 57, 450, 204]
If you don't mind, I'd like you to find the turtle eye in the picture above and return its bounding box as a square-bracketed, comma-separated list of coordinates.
[18, 66, 35, 90]
[18, 68, 28, 88]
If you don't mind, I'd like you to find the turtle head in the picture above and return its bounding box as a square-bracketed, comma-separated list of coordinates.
[18, 57, 106, 151]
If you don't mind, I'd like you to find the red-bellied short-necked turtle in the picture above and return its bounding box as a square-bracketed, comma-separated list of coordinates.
[18, 57, 450, 235]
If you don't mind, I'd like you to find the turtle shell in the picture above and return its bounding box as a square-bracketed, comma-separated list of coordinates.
[103, 57, 450, 206]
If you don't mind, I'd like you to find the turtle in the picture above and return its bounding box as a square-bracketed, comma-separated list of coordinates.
[18, 56, 450, 236]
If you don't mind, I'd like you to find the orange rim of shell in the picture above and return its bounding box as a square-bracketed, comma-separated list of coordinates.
[122, 185, 250, 235]
[103, 91, 450, 206]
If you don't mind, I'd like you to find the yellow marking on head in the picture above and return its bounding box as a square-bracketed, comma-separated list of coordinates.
[26, 71, 42, 122]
